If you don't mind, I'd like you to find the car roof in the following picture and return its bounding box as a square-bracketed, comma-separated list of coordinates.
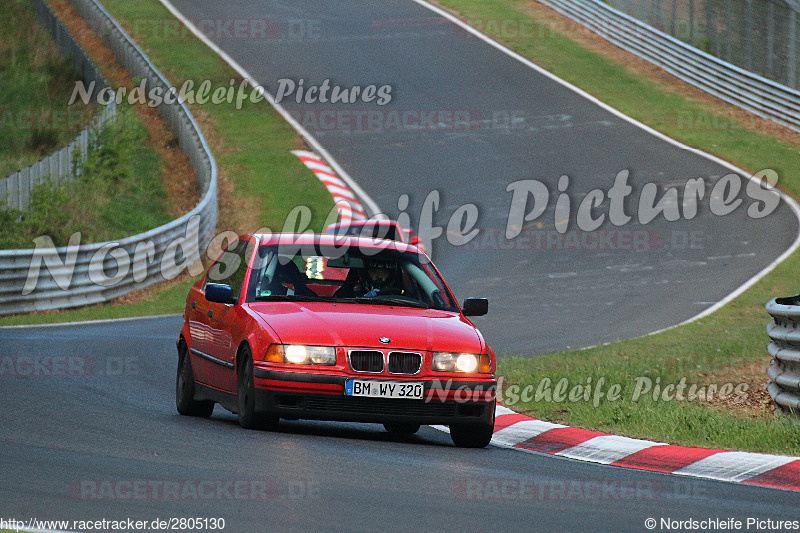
[327, 219, 400, 228]
[251, 233, 420, 253]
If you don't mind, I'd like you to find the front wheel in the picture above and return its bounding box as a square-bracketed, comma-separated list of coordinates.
[176, 345, 214, 417]
[237, 347, 278, 430]
[450, 422, 494, 448]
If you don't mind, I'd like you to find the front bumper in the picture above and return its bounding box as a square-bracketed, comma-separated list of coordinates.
[253, 368, 496, 426]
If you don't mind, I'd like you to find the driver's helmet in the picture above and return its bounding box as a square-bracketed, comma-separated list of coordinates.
[360, 259, 399, 293]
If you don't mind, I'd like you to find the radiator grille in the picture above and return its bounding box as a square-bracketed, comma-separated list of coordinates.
[348, 350, 384, 373]
[388, 352, 422, 374]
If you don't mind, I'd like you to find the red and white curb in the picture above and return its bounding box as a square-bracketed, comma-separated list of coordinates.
[440, 405, 800, 491]
[292, 150, 367, 225]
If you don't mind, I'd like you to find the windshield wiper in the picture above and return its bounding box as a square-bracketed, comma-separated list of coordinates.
[355, 296, 429, 309]
[254, 294, 324, 302]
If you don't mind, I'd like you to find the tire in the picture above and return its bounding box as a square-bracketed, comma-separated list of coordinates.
[237, 346, 278, 430]
[450, 422, 494, 448]
[176, 344, 214, 417]
[383, 422, 421, 436]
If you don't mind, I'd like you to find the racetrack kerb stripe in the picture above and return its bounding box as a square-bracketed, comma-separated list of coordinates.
[293, 150, 368, 223]
[492, 405, 800, 491]
[609, 444, 722, 473]
[516, 427, 607, 455]
[743, 460, 800, 490]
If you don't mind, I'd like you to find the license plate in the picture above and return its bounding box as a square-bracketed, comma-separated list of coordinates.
[344, 379, 424, 400]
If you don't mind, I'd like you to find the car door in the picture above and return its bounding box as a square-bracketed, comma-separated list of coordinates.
[193, 238, 251, 392]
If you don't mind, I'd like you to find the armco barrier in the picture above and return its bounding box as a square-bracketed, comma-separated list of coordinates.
[0, 0, 116, 211]
[537, 0, 800, 132]
[0, 0, 217, 316]
[766, 295, 800, 415]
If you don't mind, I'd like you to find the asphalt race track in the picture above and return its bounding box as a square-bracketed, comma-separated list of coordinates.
[1, 317, 799, 532]
[2, 1, 800, 531]
[166, 0, 797, 355]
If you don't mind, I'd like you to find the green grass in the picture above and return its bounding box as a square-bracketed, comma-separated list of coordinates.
[436, 0, 800, 454]
[0, 276, 193, 326]
[0, 0, 94, 176]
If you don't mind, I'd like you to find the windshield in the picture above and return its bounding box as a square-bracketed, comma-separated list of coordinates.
[246, 244, 458, 311]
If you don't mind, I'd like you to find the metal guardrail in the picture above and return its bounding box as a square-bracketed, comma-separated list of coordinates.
[0, 0, 116, 211]
[537, 0, 800, 132]
[0, 0, 218, 316]
[601, 0, 799, 93]
[766, 296, 800, 414]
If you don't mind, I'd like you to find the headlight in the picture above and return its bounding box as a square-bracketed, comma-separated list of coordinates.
[432, 352, 491, 373]
[265, 344, 336, 365]
[456, 353, 478, 372]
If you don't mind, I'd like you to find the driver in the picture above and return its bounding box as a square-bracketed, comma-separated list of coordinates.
[356, 260, 403, 297]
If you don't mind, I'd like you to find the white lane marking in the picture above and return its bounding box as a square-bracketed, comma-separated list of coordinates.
[0, 314, 181, 329]
[155, 0, 382, 219]
[407, 0, 800, 333]
[547, 272, 577, 279]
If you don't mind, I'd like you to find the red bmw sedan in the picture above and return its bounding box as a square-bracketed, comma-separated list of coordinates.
[176, 233, 496, 447]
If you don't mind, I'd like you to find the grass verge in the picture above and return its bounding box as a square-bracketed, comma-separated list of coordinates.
[435, 0, 800, 454]
[0, 0, 93, 177]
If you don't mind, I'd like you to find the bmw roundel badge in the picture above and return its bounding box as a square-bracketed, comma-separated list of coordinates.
[379, 337, 391, 344]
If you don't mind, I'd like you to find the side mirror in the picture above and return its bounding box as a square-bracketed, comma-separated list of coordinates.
[206, 283, 234, 304]
[409, 236, 421, 246]
[462, 297, 488, 317]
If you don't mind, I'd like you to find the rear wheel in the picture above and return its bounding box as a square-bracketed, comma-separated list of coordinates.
[237, 346, 278, 430]
[450, 422, 494, 448]
[176, 344, 214, 417]
[383, 422, 420, 436]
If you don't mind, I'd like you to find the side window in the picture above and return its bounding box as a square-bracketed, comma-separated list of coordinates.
[205, 239, 252, 302]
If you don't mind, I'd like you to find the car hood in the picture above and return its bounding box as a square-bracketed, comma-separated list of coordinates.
[249, 302, 484, 353]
